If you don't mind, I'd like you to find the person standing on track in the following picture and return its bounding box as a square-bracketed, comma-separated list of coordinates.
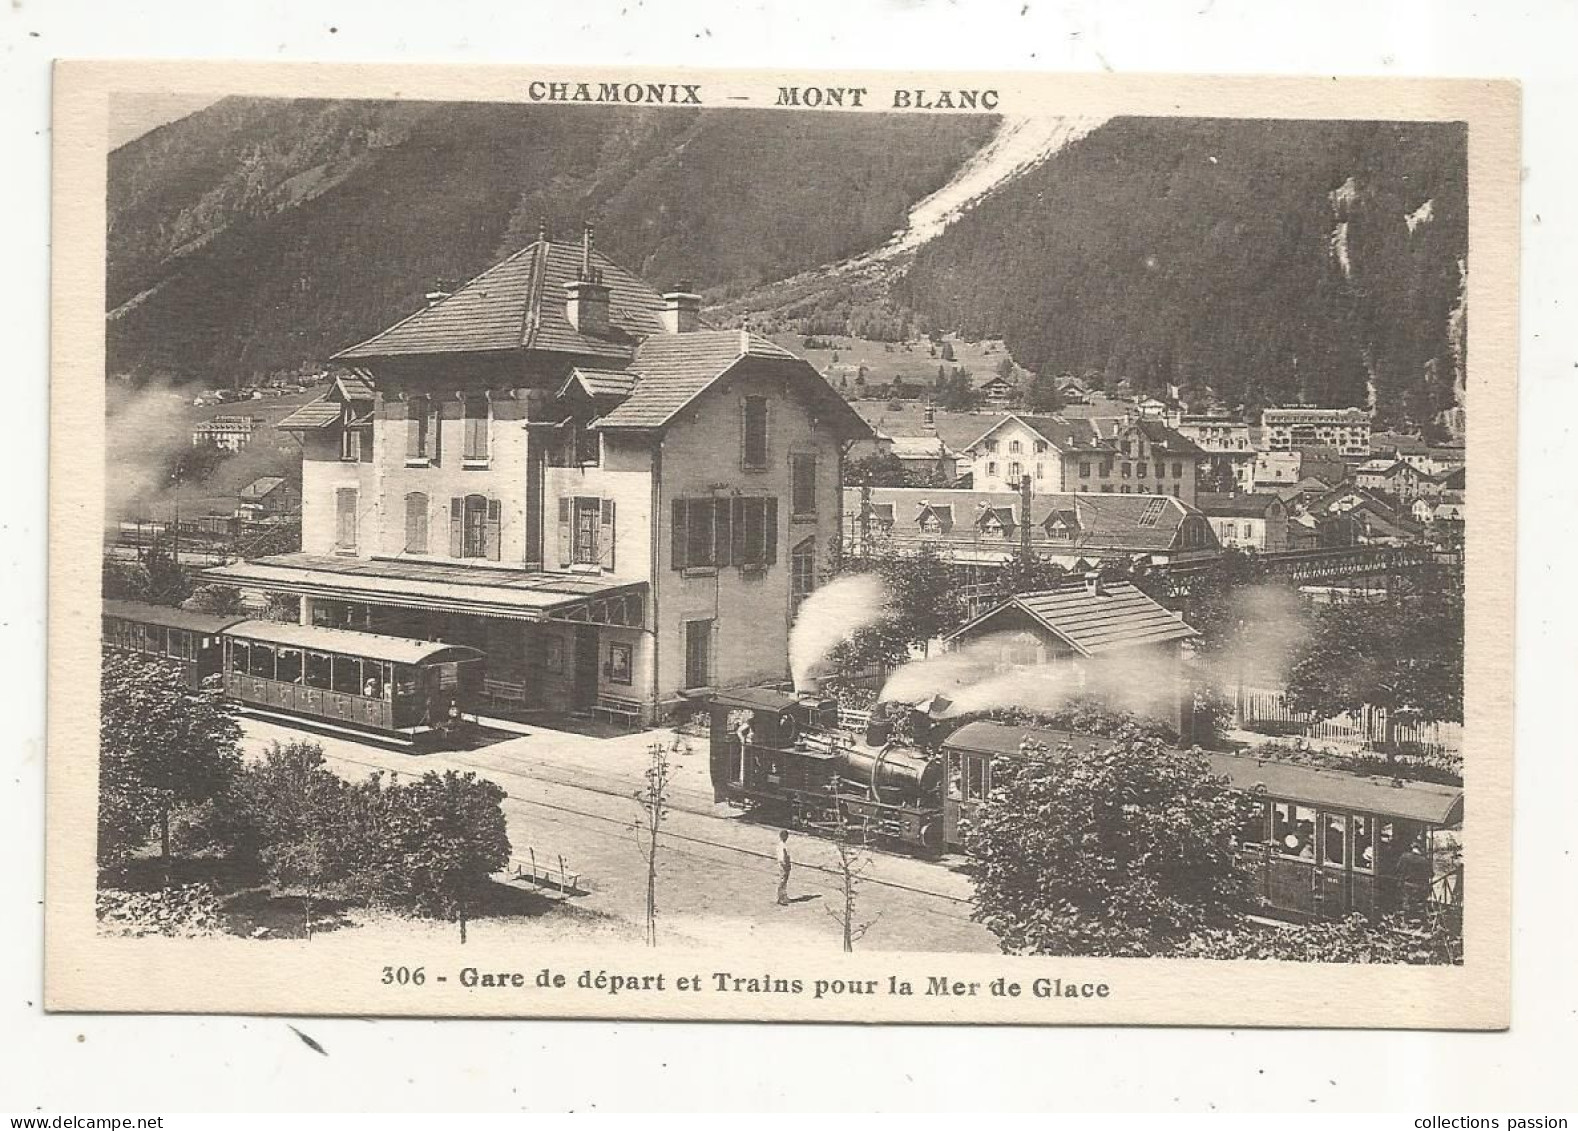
[775, 829, 792, 906]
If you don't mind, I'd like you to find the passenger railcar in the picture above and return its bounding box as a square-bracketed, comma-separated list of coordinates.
[693, 686, 1465, 923]
[103, 600, 486, 744]
[102, 599, 242, 687]
[221, 620, 484, 740]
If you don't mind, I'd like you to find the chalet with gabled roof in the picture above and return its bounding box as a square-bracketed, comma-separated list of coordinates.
[212, 226, 869, 723]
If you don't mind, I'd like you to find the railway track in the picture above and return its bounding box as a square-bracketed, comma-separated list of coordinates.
[311, 744, 977, 911]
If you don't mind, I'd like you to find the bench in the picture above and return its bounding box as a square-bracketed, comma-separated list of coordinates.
[592, 693, 645, 728]
[484, 677, 528, 707]
[511, 847, 584, 896]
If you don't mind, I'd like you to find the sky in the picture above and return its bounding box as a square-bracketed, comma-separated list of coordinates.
[107, 92, 218, 149]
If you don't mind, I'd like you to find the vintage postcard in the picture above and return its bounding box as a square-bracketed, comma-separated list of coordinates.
[47, 62, 1517, 1026]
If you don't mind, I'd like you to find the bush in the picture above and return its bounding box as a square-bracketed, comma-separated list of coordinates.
[1174, 914, 1462, 965]
[967, 732, 1254, 956]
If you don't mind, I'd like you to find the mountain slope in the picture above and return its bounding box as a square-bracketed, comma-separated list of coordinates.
[106, 99, 996, 380]
[898, 117, 1468, 427]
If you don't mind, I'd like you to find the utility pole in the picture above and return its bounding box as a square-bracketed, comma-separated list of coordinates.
[1018, 473, 1032, 570]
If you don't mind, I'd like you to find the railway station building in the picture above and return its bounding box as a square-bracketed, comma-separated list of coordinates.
[208, 227, 869, 724]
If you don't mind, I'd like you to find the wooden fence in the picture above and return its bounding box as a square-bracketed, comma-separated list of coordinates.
[1235, 687, 1462, 757]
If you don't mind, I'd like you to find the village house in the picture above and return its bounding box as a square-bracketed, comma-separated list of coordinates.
[191, 415, 259, 452]
[942, 574, 1199, 740]
[843, 486, 1220, 573]
[962, 413, 1203, 505]
[1176, 416, 1256, 493]
[1195, 491, 1290, 552]
[236, 476, 300, 520]
[886, 435, 962, 483]
[208, 227, 868, 724]
[1261, 406, 1372, 458]
[1369, 432, 1467, 478]
[1354, 457, 1428, 503]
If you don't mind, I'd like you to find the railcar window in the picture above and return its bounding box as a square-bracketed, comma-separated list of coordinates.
[393, 665, 417, 698]
[1273, 802, 1318, 859]
[304, 652, 332, 690]
[965, 756, 988, 801]
[249, 643, 276, 680]
[230, 640, 250, 674]
[331, 655, 362, 695]
[1353, 815, 1375, 873]
[1322, 812, 1347, 867]
[946, 753, 963, 800]
[1237, 798, 1268, 845]
[275, 648, 303, 684]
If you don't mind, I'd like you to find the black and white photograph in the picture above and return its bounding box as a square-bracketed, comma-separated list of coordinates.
[44, 62, 1517, 1028]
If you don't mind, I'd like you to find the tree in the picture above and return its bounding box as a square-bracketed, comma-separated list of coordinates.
[100, 655, 243, 866]
[1020, 370, 1066, 414]
[823, 809, 879, 952]
[1284, 566, 1463, 755]
[934, 370, 978, 412]
[103, 558, 152, 602]
[261, 592, 302, 622]
[827, 542, 965, 672]
[225, 740, 350, 938]
[633, 739, 675, 946]
[843, 450, 912, 488]
[967, 732, 1254, 956]
[366, 770, 511, 943]
[140, 535, 190, 606]
[183, 584, 245, 616]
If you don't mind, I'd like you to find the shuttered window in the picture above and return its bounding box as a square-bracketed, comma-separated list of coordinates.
[671, 497, 778, 569]
[451, 495, 500, 559]
[741, 396, 769, 471]
[463, 394, 489, 461]
[407, 395, 440, 461]
[790, 452, 817, 518]
[404, 492, 428, 553]
[335, 488, 358, 550]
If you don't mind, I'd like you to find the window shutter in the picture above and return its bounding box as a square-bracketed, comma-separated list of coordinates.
[430, 399, 443, 462]
[600, 499, 616, 570]
[714, 497, 733, 567]
[405, 492, 428, 553]
[765, 497, 779, 564]
[449, 497, 463, 556]
[671, 499, 688, 570]
[731, 497, 747, 564]
[557, 498, 572, 568]
[485, 498, 502, 561]
[407, 398, 423, 459]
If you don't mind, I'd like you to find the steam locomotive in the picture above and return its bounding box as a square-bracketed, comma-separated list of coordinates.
[687, 683, 1466, 923]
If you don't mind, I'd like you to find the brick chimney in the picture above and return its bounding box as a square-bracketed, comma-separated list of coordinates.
[660, 280, 702, 334]
[564, 222, 611, 336]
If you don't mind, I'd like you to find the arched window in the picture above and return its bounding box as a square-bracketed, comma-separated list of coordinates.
[451, 493, 501, 560]
[790, 537, 816, 618]
[404, 491, 429, 553]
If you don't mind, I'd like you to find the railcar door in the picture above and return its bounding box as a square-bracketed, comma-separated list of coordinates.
[1265, 801, 1320, 916]
[942, 749, 990, 851]
[1314, 811, 1351, 916]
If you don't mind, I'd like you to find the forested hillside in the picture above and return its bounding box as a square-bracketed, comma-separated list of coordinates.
[107, 98, 995, 381]
[897, 117, 1468, 428]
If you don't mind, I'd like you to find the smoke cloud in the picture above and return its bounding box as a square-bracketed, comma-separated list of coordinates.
[879, 632, 1186, 727]
[105, 380, 196, 523]
[789, 573, 890, 689]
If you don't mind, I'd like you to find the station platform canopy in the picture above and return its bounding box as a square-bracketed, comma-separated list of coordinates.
[206, 553, 646, 629]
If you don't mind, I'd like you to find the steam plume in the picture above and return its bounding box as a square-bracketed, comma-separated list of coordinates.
[789, 574, 889, 689]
